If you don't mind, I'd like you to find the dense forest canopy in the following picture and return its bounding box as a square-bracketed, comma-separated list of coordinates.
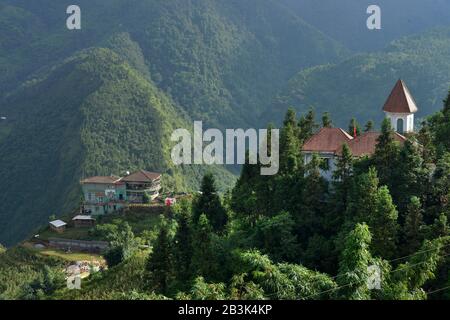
[1, 0, 450, 301]
[0, 0, 346, 245]
[2, 90, 449, 300]
[2, 0, 450, 245]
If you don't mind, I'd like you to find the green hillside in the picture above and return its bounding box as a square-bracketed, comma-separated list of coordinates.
[0, 46, 233, 246]
[280, 0, 450, 51]
[268, 28, 450, 127]
[0, 0, 347, 128]
[0, 0, 350, 245]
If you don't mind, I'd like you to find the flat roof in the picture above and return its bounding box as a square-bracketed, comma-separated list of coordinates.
[49, 220, 67, 228]
[80, 176, 122, 184]
[72, 215, 95, 221]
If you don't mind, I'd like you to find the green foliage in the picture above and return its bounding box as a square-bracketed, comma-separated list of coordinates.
[145, 217, 174, 294]
[322, 112, 332, 128]
[296, 153, 328, 242]
[364, 120, 374, 132]
[59, 251, 149, 300]
[428, 90, 450, 153]
[235, 250, 336, 300]
[19, 265, 66, 300]
[279, 109, 301, 174]
[370, 186, 399, 259]
[173, 203, 194, 287]
[104, 222, 138, 267]
[391, 139, 428, 216]
[336, 223, 372, 300]
[348, 118, 361, 137]
[0, 247, 64, 299]
[193, 173, 228, 233]
[345, 167, 379, 224]
[331, 143, 354, 226]
[298, 108, 319, 144]
[190, 214, 220, 282]
[271, 28, 450, 128]
[254, 212, 299, 263]
[403, 197, 425, 255]
[178, 277, 227, 300]
[373, 119, 401, 187]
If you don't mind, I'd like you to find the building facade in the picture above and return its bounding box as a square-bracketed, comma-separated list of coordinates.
[121, 170, 162, 203]
[80, 170, 162, 215]
[382, 79, 418, 134]
[80, 176, 127, 215]
[302, 80, 415, 180]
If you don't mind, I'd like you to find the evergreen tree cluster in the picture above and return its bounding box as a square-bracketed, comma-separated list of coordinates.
[142, 92, 450, 299]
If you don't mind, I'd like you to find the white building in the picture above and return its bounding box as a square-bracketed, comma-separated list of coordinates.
[382, 79, 418, 134]
[302, 80, 416, 180]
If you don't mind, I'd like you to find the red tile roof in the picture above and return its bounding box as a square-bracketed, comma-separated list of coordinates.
[302, 128, 353, 153]
[121, 170, 161, 183]
[383, 80, 418, 114]
[80, 176, 121, 184]
[337, 131, 407, 157]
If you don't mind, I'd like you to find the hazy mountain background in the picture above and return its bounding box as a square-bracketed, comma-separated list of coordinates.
[280, 0, 450, 51]
[266, 28, 450, 127]
[1, 0, 450, 245]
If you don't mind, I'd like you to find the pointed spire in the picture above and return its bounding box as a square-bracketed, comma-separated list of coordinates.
[383, 79, 418, 114]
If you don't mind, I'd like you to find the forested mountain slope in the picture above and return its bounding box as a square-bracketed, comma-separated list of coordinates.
[0, 0, 348, 245]
[0, 46, 232, 246]
[280, 0, 450, 51]
[267, 28, 450, 127]
[0, 0, 347, 128]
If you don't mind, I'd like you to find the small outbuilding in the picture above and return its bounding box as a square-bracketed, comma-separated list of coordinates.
[49, 220, 67, 233]
[72, 215, 96, 228]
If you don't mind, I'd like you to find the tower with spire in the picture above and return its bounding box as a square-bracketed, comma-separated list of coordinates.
[382, 79, 418, 134]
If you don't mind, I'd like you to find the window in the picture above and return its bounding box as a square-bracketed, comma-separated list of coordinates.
[397, 118, 404, 134]
[320, 157, 331, 171]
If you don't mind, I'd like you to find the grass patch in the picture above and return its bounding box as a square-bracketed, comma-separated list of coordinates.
[37, 227, 94, 241]
[38, 249, 104, 263]
[96, 209, 163, 236]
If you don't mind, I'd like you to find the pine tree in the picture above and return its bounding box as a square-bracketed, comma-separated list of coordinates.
[255, 211, 299, 263]
[429, 213, 450, 238]
[403, 197, 424, 255]
[283, 108, 298, 128]
[391, 139, 427, 216]
[370, 186, 399, 259]
[298, 107, 318, 144]
[443, 89, 450, 117]
[330, 143, 354, 229]
[173, 202, 194, 286]
[333, 144, 354, 186]
[297, 153, 328, 242]
[373, 118, 400, 187]
[193, 173, 228, 233]
[279, 109, 301, 173]
[417, 122, 436, 162]
[322, 112, 332, 128]
[364, 120, 374, 132]
[426, 152, 450, 221]
[348, 118, 361, 137]
[336, 223, 372, 300]
[146, 218, 173, 294]
[346, 167, 379, 224]
[231, 152, 260, 225]
[428, 90, 450, 153]
[190, 214, 219, 281]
